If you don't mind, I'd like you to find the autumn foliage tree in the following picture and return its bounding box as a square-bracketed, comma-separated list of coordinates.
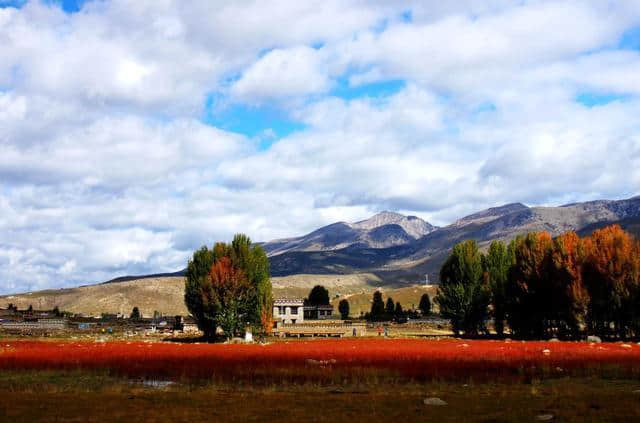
[207, 257, 251, 339]
[184, 234, 273, 340]
[440, 225, 639, 340]
[582, 225, 640, 339]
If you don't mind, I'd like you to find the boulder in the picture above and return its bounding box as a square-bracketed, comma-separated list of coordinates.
[423, 397, 447, 406]
[587, 335, 602, 343]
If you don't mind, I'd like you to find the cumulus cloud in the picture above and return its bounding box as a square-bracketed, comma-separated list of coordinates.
[0, 0, 639, 293]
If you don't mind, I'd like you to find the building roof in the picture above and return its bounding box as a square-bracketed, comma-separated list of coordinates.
[274, 298, 304, 305]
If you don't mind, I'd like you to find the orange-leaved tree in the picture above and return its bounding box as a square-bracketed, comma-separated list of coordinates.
[582, 225, 640, 339]
[207, 256, 251, 340]
[549, 231, 589, 337]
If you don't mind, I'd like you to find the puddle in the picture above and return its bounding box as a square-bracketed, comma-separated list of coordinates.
[133, 379, 175, 389]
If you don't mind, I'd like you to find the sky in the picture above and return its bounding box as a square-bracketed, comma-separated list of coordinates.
[0, 0, 639, 294]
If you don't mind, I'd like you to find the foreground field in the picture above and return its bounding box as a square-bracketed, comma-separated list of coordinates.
[1, 372, 640, 422]
[2, 339, 640, 422]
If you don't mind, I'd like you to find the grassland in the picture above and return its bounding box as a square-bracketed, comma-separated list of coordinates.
[0, 274, 437, 317]
[1, 369, 640, 422]
[2, 338, 640, 421]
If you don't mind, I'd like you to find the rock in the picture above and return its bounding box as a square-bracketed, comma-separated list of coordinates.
[536, 414, 554, 421]
[423, 397, 447, 406]
[548, 338, 559, 342]
[587, 335, 602, 343]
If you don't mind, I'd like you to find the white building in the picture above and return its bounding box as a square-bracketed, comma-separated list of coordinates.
[273, 299, 304, 324]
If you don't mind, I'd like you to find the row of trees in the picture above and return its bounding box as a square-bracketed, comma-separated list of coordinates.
[366, 291, 432, 321]
[436, 225, 640, 339]
[303, 284, 432, 321]
[184, 234, 273, 340]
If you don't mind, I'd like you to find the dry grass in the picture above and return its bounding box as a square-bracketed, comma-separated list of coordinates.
[1, 371, 639, 422]
[0, 275, 437, 317]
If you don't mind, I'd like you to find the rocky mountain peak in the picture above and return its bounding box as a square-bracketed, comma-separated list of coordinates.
[352, 211, 407, 230]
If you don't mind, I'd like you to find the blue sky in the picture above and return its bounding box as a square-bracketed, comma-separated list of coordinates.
[0, 0, 639, 293]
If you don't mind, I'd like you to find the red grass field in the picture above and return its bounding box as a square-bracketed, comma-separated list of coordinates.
[2, 339, 639, 383]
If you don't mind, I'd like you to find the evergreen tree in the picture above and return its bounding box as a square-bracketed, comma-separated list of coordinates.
[338, 299, 350, 320]
[418, 293, 431, 316]
[385, 297, 395, 316]
[394, 301, 403, 320]
[308, 285, 330, 306]
[130, 306, 141, 320]
[370, 291, 385, 321]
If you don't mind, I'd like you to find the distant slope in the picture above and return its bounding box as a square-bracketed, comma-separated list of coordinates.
[0, 273, 398, 317]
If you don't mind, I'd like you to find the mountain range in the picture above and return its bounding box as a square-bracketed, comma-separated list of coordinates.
[4, 195, 640, 316]
[95, 195, 640, 286]
[262, 195, 640, 283]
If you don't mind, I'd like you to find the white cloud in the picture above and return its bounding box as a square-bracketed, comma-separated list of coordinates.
[1, 0, 640, 294]
[231, 46, 332, 103]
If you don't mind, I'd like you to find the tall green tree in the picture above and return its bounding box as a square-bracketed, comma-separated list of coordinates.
[394, 302, 404, 320]
[338, 299, 350, 319]
[185, 246, 216, 338]
[370, 291, 385, 321]
[436, 240, 489, 335]
[227, 234, 272, 332]
[385, 297, 395, 316]
[419, 293, 432, 316]
[482, 240, 514, 336]
[308, 285, 330, 306]
[505, 233, 554, 338]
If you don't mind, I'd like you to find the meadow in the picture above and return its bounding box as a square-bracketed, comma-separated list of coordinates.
[2, 338, 640, 421]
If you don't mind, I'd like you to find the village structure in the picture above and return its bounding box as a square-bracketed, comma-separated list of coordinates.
[0, 296, 371, 338]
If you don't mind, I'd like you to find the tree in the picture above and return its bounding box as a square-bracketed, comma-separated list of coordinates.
[308, 285, 330, 306]
[27, 304, 33, 313]
[549, 231, 589, 337]
[370, 291, 385, 321]
[394, 302, 404, 320]
[208, 257, 251, 340]
[52, 306, 62, 317]
[419, 293, 431, 316]
[184, 235, 273, 340]
[227, 235, 272, 333]
[130, 306, 141, 320]
[385, 297, 395, 316]
[582, 225, 640, 339]
[436, 240, 490, 335]
[505, 232, 554, 338]
[185, 245, 216, 339]
[482, 240, 514, 336]
[338, 299, 350, 320]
